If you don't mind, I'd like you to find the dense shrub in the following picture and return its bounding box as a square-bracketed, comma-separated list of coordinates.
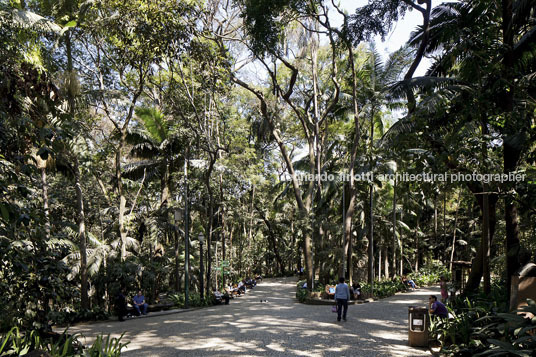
[296, 288, 308, 303]
[409, 260, 449, 287]
[429, 281, 536, 356]
[168, 292, 213, 308]
[361, 280, 406, 299]
[48, 307, 109, 327]
[0, 327, 128, 356]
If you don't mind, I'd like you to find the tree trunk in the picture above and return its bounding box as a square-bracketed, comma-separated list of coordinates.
[404, 0, 432, 113]
[443, 193, 447, 264]
[449, 192, 460, 274]
[383, 240, 389, 279]
[434, 194, 438, 259]
[414, 219, 419, 272]
[116, 141, 127, 261]
[368, 185, 374, 284]
[502, 0, 521, 305]
[175, 227, 180, 291]
[464, 196, 498, 292]
[400, 203, 404, 276]
[74, 157, 88, 309]
[256, 205, 285, 275]
[482, 117, 491, 294]
[392, 178, 397, 278]
[40, 166, 51, 240]
[206, 185, 214, 297]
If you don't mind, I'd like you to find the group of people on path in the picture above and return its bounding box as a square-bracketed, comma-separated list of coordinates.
[332, 275, 450, 322]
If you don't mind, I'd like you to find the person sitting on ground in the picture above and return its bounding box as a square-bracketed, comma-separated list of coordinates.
[351, 283, 361, 300]
[115, 289, 128, 321]
[133, 290, 148, 316]
[402, 275, 418, 289]
[334, 277, 350, 322]
[429, 295, 448, 318]
[224, 284, 237, 297]
[255, 274, 263, 282]
[214, 290, 229, 305]
[245, 277, 256, 288]
[237, 280, 246, 294]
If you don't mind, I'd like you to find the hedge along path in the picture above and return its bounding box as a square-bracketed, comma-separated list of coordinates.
[65, 277, 435, 356]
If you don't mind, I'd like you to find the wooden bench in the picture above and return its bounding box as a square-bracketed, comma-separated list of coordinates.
[125, 293, 175, 317]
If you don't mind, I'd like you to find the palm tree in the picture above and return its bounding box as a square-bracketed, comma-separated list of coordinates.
[385, 0, 536, 298]
[124, 106, 184, 210]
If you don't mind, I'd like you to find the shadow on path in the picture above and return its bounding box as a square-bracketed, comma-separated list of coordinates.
[65, 278, 436, 356]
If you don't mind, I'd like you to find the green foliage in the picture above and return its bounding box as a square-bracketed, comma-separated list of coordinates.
[429, 298, 488, 353]
[168, 292, 213, 308]
[0, 239, 77, 331]
[295, 282, 309, 303]
[429, 284, 536, 356]
[0, 327, 127, 356]
[361, 280, 405, 299]
[134, 107, 168, 144]
[83, 333, 129, 357]
[48, 308, 109, 327]
[239, 0, 308, 56]
[409, 260, 449, 287]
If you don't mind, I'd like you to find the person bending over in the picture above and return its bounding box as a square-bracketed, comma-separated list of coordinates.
[429, 295, 448, 318]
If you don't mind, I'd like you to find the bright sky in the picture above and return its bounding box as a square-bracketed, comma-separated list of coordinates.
[337, 0, 432, 76]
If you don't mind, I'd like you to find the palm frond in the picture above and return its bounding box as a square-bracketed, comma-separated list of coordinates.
[122, 161, 160, 181]
[135, 107, 168, 144]
[129, 141, 160, 159]
[388, 76, 460, 101]
[1, 7, 62, 34]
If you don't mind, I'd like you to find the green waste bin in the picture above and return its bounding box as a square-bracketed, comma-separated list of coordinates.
[408, 306, 429, 347]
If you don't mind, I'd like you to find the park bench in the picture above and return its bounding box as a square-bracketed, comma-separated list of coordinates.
[148, 293, 175, 312]
[124, 293, 175, 317]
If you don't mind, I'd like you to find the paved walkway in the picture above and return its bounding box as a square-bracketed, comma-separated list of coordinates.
[66, 278, 435, 356]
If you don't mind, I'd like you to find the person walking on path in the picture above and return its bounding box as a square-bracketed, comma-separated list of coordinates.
[439, 276, 448, 303]
[334, 277, 350, 321]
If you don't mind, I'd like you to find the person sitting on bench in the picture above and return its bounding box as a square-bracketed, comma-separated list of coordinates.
[237, 280, 246, 294]
[351, 283, 361, 300]
[133, 290, 148, 316]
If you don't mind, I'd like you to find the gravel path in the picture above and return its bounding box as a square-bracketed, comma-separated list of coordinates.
[66, 278, 435, 356]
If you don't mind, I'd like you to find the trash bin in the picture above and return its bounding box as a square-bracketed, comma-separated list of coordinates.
[408, 306, 429, 347]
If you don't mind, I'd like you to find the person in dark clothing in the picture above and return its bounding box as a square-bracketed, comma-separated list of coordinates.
[351, 283, 361, 300]
[115, 290, 128, 321]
